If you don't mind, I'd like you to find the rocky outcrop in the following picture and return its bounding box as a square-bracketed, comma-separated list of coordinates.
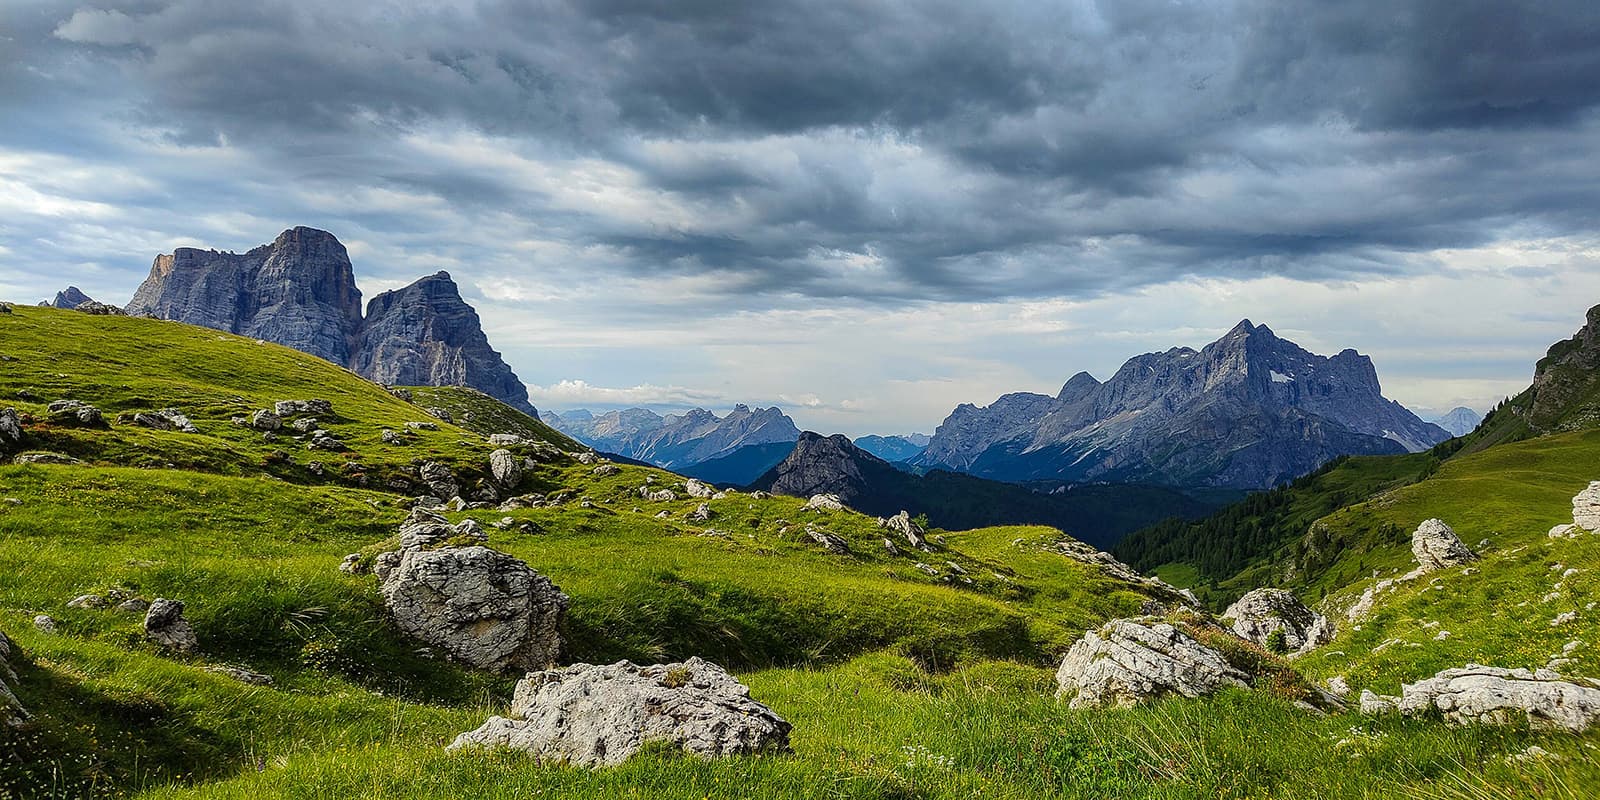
[1398, 665, 1600, 733]
[489, 449, 522, 490]
[1411, 519, 1476, 573]
[0, 630, 26, 725]
[1527, 302, 1600, 432]
[144, 598, 199, 654]
[376, 510, 567, 673]
[0, 408, 21, 448]
[127, 228, 537, 417]
[51, 286, 94, 310]
[127, 227, 365, 365]
[1223, 588, 1333, 656]
[351, 271, 537, 418]
[1045, 540, 1200, 610]
[916, 320, 1449, 490]
[48, 400, 104, 427]
[803, 493, 846, 512]
[132, 409, 198, 433]
[883, 511, 928, 549]
[449, 657, 791, 765]
[1573, 482, 1600, 531]
[1055, 618, 1249, 708]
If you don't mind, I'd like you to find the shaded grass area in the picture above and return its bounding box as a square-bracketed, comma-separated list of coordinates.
[131, 655, 1600, 800]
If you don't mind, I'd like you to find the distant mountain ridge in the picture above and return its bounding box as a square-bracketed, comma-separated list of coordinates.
[546, 405, 801, 470]
[123, 227, 538, 417]
[914, 320, 1449, 490]
[50, 286, 94, 309]
[853, 434, 930, 462]
[751, 432, 1218, 548]
[1430, 407, 1482, 437]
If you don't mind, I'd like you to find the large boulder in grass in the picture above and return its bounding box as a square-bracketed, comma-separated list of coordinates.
[1573, 482, 1600, 532]
[1411, 518, 1476, 573]
[1398, 665, 1600, 733]
[1223, 588, 1334, 656]
[1055, 618, 1249, 708]
[0, 408, 21, 448]
[489, 449, 522, 490]
[449, 657, 791, 766]
[376, 543, 567, 673]
[143, 598, 199, 654]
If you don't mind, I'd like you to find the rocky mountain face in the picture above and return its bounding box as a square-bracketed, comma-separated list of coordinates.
[124, 228, 536, 417]
[853, 434, 930, 462]
[1431, 407, 1482, 437]
[350, 272, 537, 417]
[1527, 302, 1600, 432]
[127, 227, 365, 364]
[50, 286, 93, 309]
[915, 320, 1450, 490]
[546, 405, 800, 469]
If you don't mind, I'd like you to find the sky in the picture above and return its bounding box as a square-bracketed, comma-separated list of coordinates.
[2, 1, 1599, 437]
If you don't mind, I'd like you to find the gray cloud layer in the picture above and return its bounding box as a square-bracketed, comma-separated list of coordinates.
[2, 1, 1599, 432]
[8, 0, 1598, 300]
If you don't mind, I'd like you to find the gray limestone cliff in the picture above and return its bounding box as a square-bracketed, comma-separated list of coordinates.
[124, 228, 536, 418]
[127, 227, 364, 365]
[351, 271, 537, 418]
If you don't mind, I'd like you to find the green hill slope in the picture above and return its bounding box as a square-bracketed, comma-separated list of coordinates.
[2, 305, 1597, 800]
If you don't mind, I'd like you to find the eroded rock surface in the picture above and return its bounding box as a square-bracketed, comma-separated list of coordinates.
[1055, 618, 1248, 708]
[1223, 588, 1334, 656]
[0, 631, 27, 725]
[1573, 482, 1600, 531]
[376, 536, 567, 673]
[144, 598, 199, 654]
[1411, 518, 1476, 573]
[449, 657, 791, 766]
[1398, 665, 1600, 733]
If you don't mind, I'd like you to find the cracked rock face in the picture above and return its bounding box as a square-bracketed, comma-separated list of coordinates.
[378, 544, 567, 673]
[1223, 588, 1334, 656]
[489, 449, 522, 490]
[144, 598, 199, 654]
[1411, 518, 1476, 573]
[1573, 482, 1600, 531]
[0, 408, 21, 448]
[449, 657, 791, 766]
[1055, 618, 1249, 708]
[1398, 665, 1600, 733]
[128, 227, 365, 365]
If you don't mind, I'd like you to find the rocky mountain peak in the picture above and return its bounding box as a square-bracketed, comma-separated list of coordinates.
[128, 226, 365, 365]
[127, 227, 536, 418]
[1058, 371, 1101, 401]
[51, 286, 93, 309]
[918, 320, 1450, 489]
[352, 271, 537, 418]
[1527, 301, 1600, 431]
[753, 432, 876, 503]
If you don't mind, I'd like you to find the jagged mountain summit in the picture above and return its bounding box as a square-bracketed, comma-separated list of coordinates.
[123, 227, 537, 417]
[915, 320, 1450, 490]
[351, 272, 536, 417]
[50, 286, 94, 309]
[546, 405, 800, 469]
[1431, 407, 1482, 437]
[127, 227, 364, 364]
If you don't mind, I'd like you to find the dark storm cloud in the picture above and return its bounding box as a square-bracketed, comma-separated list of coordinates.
[5, 0, 1600, 305]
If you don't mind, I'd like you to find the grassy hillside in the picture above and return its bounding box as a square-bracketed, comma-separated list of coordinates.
[401, 385, 580, 450]
[3, 305, 1598, 799]
[1116, 452, 1440, 607]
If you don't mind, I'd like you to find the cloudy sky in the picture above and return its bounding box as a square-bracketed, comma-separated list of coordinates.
[3, 1, 1599, 436]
